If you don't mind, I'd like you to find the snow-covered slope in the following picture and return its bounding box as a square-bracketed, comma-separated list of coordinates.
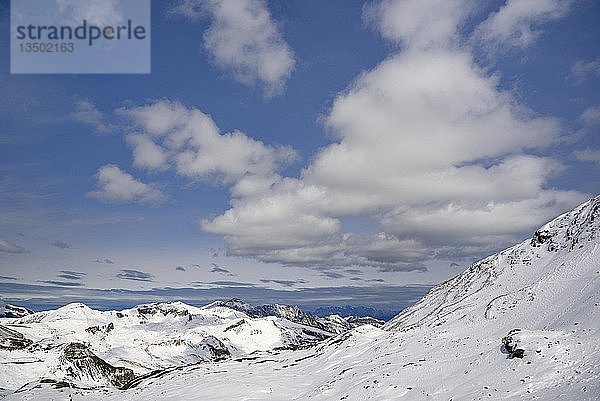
[4, 196, 600, 400]
[0, 300, 340, 392]
[385, 196, 600, 333]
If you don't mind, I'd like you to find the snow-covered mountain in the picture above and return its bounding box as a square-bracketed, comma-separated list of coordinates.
[208, 298, 384, 332]
[313, 305, 397, 321]
[3, 196, 600, 400]
[0, 299, 350, 393]
[0, 302, 33, 319]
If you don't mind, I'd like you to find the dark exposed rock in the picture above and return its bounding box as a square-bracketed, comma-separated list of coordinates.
[344, 316, 385, 328]
[198, 336, 230, 360]
[137, 304, 189, 317]
[531, 230, 554, 247]
[0, 303, 34, 319]
[511, 348, 525, 358]
[85, 322, 114, 335]
[314, 305, 398, 321]
[224, 319, 248, 333]
[530, 198, 599, 252]
[502, 330, 525, 359]
[59, 342, 134, 388]
[0, 324, 33, 350]
[211, 299, 350, 334]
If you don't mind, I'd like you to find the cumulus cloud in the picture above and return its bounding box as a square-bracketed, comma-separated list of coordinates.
[380, 191, 583, 253]
[201, 0, 585, 270]
[568, 59, 600, 83]
[171, 0, 295, 97]
[72, 100, 115, 134]
[120, 100, 296, 188]
[474, 0, 572, 50]
[126, 134, 169, 171]
[88, 164, 166, 204]
[0, 239, 29, 254]
[363, 0, 473, 48]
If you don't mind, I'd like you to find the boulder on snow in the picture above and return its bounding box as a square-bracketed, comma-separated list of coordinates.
[502, 330, 525, 359]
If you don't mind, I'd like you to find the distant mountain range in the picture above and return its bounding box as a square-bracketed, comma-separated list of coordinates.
[0, 297, 382, 394]
[312, 305, 398, 321]
[2, 196, 599, 400]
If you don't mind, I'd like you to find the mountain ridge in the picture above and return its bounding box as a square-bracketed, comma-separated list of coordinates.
[385, 195, 600, 332]
[0, 297, 381, 393]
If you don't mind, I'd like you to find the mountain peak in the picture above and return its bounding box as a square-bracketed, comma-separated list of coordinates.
[530, 195, 599, 252]
[0, 302, 33, 319]
[384, 196, 600, 332]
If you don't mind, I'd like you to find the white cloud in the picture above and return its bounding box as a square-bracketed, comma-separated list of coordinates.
[0, 239, 29, 254]
[579, 105, 600, 127]
[475, 0, 572, 50]
[363, 0, 473, 48]
[72, 100, 115, 134]
[200, 0, 586, 270]
[88, 165, 166, 204]
[574, 148, 600, 167]
[120, 100, 296, 186]
[171, 0, 295, 97]
[568, 59, 600, 83]
[126, 134, 169, 170]
[379, 191, 585, 248]
[351, 234, 427, 271]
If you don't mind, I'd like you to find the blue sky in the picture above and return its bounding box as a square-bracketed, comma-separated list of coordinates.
[0, 0, 599, 311]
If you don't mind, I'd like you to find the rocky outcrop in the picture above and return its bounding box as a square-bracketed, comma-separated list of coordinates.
[0, 325, 32, 350]
[344, 316, 385, 328]
[198, 336, 230, 360]
[530, 196, 599, 252]
[502, 329, 525, 359]
[137, 304, 190, 318]
[59, 343, 134, 388]
[0, 303, 33, 319]
[385, 196, 600, 333]
[85, 322, 114, 335]
[210, 299, 352, 334]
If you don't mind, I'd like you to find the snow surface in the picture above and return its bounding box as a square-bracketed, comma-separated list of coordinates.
[0, 300, 335, 393]
[2, 196, 600, 400]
